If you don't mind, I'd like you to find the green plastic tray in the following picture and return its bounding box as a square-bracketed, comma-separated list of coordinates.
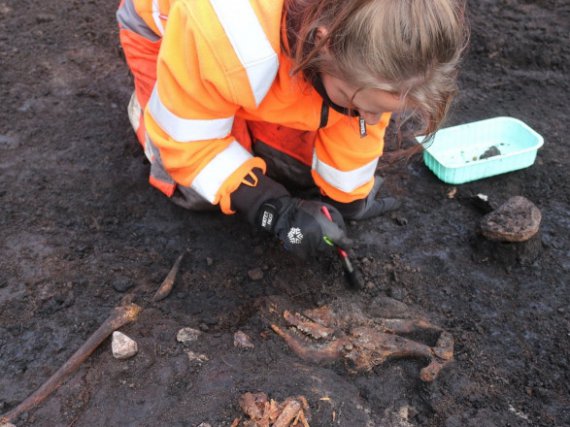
[418, 116, 544, 184]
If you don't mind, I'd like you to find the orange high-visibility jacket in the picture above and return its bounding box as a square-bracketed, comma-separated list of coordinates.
[117, 0, 391, 214]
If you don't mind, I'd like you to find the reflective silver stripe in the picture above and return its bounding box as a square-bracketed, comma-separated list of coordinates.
[144, 134, 176, 185]
[210, 0, 278, 106]
[116, 0, 160, 41]
[148, 86, 234, 142]
[312, 151, 379, 193]
[152, 0, 165, 36]
[192, 141, 253, 203]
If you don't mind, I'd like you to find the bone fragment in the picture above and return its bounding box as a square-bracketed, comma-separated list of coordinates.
[272, 399, 301, 427]
[419, 331, 454, 382]
[271, 324, 349, 363]
[283, 311, 335, 339]
[0, 303, 142, 425]
[152, 251, 186, 302]
[239, 392, 268, 420]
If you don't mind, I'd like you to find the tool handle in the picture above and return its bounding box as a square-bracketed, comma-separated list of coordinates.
[320, 206, 363, 289]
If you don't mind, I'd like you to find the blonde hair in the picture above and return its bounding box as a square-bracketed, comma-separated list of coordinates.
[285, 0, 469, 136]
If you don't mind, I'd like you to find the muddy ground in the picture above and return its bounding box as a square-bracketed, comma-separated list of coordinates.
[1, 1, 569, 426]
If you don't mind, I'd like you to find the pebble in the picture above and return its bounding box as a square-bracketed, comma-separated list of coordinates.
[1, 424, 17, 427]
[112, 277, 134, 293]
[111, 331, 138, 360]
[234, 331, 255, 349]
[186, 351, 209, 364]
[247, 268, 264, 281]
[206, 257, 213, 266]
[479, 196, 541, 242]
[177, 327, 202, 344]
[197, 423, 212, 427]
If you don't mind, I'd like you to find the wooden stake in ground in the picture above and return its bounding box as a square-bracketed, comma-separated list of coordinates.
[0, 303, 142, 425]
[152, 250, 186, 302]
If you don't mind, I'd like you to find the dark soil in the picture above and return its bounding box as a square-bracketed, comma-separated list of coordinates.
[1, 1, 569, 426]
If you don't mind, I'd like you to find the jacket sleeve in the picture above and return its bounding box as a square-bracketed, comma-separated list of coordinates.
[311, 112, 392, 203]
[144, 0, 277, 213]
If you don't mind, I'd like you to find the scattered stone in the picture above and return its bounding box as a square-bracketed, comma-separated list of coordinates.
[112, 277, 134, 293]
[1, 423, 17, 427]
[111, 331, 138, 360]
[234, 331, 255, 349]
[206, 257, 213, 266]
[186, 351, 208, 364]
[392, 213, 408, 226]
[247, 268, 264, 281]
[196, 423, 212, 427]
[479, 196, 541, 242]
[177, 327, 202, 344]
[199, 323, 210, 332]
[447, 187, 458, 199]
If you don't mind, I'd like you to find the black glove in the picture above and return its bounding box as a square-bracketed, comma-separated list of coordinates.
[231, 169, 351, 259]
[256, 197, 352, 259]
[324, 176, 401, 221]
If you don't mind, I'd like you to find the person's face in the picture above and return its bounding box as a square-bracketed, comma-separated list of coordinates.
[321, 73, 408, 125]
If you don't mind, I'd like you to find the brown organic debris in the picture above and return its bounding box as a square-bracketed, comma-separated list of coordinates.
[152, 250, 186, 302]
[266, 298, 453, 381]
[0, 303, 142, 424]
[234, 392, 311, 427]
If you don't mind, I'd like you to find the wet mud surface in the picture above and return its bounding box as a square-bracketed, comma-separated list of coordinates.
[1, 1, 569, 426]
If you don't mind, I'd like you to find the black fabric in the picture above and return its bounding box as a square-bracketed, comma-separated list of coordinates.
[257, 197, 352, 260]
[311, 75, 359, 117]
[322, 176, 401, 221]
[231, 168, 289, 225]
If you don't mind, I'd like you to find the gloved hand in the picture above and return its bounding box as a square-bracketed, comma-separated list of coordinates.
[256, 197, 352, 259]
[231, 169, 351, 259]
[324, 176, 401, 221]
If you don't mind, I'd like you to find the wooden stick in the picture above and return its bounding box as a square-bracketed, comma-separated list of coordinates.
[0, 303, 142, 425]
[152, 251, 186, 302]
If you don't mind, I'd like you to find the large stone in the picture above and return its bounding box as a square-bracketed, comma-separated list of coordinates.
[112, 331, 138, 360]
[479, 196, 541, 242]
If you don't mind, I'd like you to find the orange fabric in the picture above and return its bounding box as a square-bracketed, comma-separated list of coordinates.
[119, 29, 160, 109]
[149, 175, 175, 197]
[247, 121, 315, 166]
[231, 117, 253, 152]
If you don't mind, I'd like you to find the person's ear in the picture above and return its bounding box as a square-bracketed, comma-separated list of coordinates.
[315, 26, 329, 50]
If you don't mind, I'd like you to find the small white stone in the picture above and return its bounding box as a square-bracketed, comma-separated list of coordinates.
[177, 327, 202, 344]
[197, 423, 212, 427]
[186, 351, 209, 364]
[233, 330, 255, 349]
[111, 331, 138, 360]
[1, 423, 17, 427]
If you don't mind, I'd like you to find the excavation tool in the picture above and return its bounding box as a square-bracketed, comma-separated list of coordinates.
[321, 206, 363, 289]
